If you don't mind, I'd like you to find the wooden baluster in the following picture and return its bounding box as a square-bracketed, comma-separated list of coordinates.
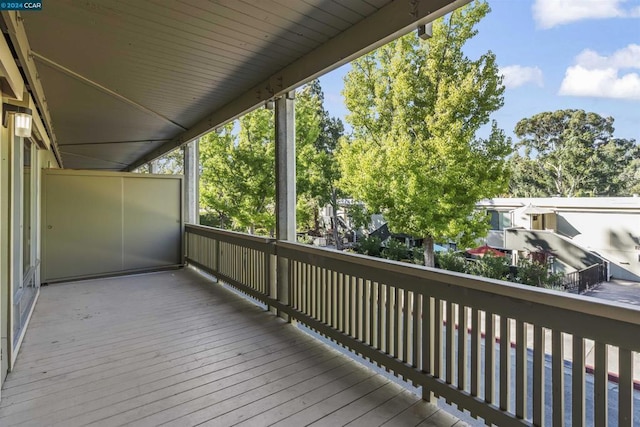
[386, 284, 392, 355]
[618, 347, 633, 427]
[594, 342, 608, 427]
[402, 289, 410, 364]
[457, 305, 468, 391]
[551, 330, 564, 426]
[471, 308, 481, 398]
[515, 320, 527, 420]
[571, 335, 585, 426]
[434, 298, 442, 379]
[500, 316, 512, 412]
[446, 300, 454, 385]
[413, 291, 420, 368]
[376, 281, 382, 350]
[533, 325, 545, 426]
[422, 295, 435, 401]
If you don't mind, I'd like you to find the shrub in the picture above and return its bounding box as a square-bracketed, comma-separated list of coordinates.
[435, 251, 468, 273]
[514, 258, 564, 288]
[354, 235, 382, 257]
[411, 247, 425, 265]
[435, 250, 567, 291]
[467, 253, 511, 280]
[382, 239, 409, 261]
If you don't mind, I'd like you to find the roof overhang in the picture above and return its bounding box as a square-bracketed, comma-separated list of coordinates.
[520, 205, 556, 215]
[1, 0, 470, 170]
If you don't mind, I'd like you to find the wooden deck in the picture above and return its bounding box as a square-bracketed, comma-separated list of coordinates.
[0, 268, 465, 427]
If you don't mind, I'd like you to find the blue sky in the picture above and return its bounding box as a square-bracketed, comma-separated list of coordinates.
[318, 0, 640, 143]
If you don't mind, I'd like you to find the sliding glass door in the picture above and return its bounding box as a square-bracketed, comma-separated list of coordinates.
[12, 136, 38, 349]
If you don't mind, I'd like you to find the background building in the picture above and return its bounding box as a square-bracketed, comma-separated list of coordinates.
[481, 197, 640, 280]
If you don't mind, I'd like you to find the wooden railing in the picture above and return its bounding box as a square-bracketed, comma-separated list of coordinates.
[185, 225, 275, 302]
[563, 263, 606, 293]
[185, 225, 639, 426]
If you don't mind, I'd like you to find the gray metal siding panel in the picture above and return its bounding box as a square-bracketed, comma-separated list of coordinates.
[44, 174, 123, 280]
[42, 170, 182, 282]
[123, 177, 182, 270]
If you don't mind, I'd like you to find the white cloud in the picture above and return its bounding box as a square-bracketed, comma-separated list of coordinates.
[500, 65, 544, 89]
[533, 0, 639, 28]
[574, 44, 640, 69]
[559, 66, 640, 99]
[559, 44, 640, 100]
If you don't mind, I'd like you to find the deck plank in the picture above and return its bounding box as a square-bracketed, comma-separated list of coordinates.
[346, 390, 428, 427]
[0, 268, 458, 427]
[224, 366, 372, 426]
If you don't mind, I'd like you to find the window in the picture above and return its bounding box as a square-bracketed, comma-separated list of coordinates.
[23, 140, 32, 275]
[488, 210, 512, 230]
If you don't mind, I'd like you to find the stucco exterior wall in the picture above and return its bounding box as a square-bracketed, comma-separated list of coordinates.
[558, 211, 640, 281]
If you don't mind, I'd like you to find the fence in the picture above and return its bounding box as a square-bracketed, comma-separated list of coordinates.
[563, 263, 606, 293]
[185, 224, 639, 426]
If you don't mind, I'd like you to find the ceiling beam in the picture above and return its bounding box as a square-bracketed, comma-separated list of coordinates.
[126, 0, 471, 171]
[59, 150, 130, 167]
[33, 52, 188, 132]
[60, 139, 170, 147]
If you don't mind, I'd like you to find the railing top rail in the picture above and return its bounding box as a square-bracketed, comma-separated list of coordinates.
[276, 240, 640, 327]
[185, 224, 275, 246]
[577, 263, 602, 273]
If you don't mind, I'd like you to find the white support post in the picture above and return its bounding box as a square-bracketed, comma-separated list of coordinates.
[275, 92, 295, 320]
[183, 139, 199, 224]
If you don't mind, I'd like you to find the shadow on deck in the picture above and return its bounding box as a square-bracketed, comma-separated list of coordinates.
[0, 269, 464, 426]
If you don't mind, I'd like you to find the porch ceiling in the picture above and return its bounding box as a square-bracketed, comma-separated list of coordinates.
[3, 0, 466, 170]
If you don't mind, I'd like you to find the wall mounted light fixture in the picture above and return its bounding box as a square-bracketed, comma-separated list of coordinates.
[3, 103, 33, 138]
[417, 22, 433, 40]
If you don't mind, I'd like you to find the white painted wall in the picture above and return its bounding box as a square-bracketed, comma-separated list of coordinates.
[559, 211, 640, 280]
[511, 206, 530, 229]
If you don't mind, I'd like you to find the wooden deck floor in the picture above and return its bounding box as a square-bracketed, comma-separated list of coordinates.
[0, 268, 465, 427]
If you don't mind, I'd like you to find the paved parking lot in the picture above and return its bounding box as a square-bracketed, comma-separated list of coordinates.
[584, 279, 640, 306]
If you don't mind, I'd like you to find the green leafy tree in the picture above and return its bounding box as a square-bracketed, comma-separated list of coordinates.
[346, 203, 370, 230]
[137, 147, 183, 174]
[507, 154, 547, 197]
[234, 109, 277, 234]
[309, 80, 345, 154]
[199, 124, 239, 229]
[295, 81, 344, 237]
[199, 112, 276, 235]
[510, 109, 639, 197]
[338, 1, 510, 267]
[620, 158, 640, 195]
[295, 84, 332, 231]
[306, 80, 346, 246]
[199, 81, 343, 235]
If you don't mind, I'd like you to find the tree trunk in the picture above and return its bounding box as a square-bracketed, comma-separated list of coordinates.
[423, 235, 435, 268]
[331, 188, 342, 250]
[314, 206, 320, 234]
